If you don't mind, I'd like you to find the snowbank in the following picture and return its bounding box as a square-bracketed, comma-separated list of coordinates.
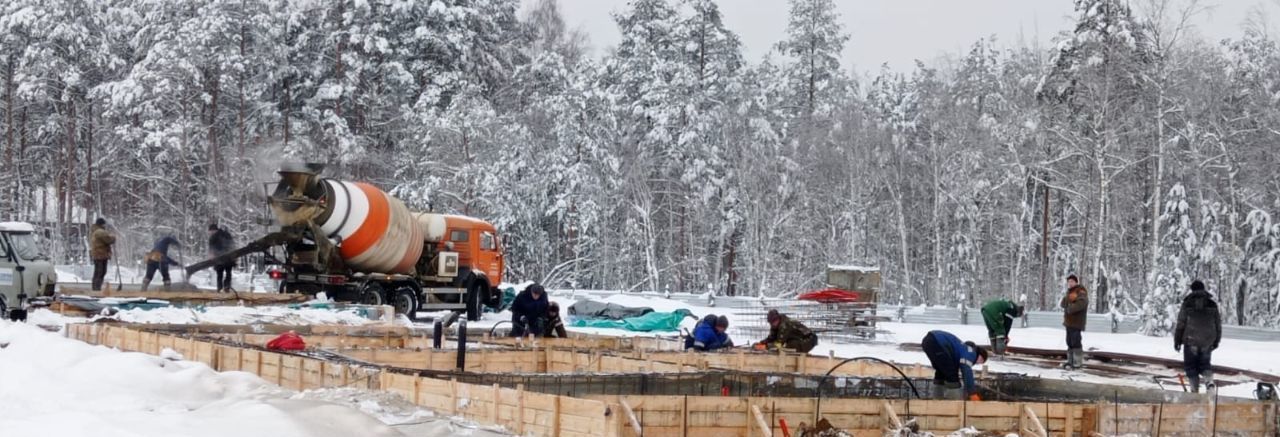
[0, 320, 404, 437]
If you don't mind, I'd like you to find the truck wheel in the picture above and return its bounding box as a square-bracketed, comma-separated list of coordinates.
[465, 279, 487, 322]
[358, 283, 385, 306]
[390, 286, 419, 322]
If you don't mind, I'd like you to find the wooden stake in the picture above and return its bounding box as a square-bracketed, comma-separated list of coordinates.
[751, 404, 774, 437]
[881, 400, 903, 433]
[1022, 405, 1047, 437]
[620, 398, 642, 436]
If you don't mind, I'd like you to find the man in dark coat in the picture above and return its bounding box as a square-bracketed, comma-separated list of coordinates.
[980, 298, 1024, 355]
[207, 224, 235, 292]
[1174, 280, 1222, 393]
[543, 301, 568, 338]
[88, 218, 116, 291]
[141, 235, 180, 291]
[921, 330, 989, 400]
[1060, 275, 1088, 369]
[510, 283, 549, 337]
[756, 309, 818, 353]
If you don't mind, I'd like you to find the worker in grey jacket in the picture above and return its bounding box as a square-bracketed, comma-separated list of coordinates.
[1174, 280, 1222, 393]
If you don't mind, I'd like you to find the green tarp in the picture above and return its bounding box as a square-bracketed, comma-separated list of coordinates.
[572, 308, 693, 332]
[484, 287, 517, 313]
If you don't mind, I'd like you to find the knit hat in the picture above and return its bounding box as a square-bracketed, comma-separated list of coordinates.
[1190, 280, 1206, 292]
[1067, 274, 1079, 283]
[527, 284, 545, 296]
[208, 223, 219, 231]
[766, 309, 781, 324]
[715, 315, 729, 328]
[968, 342, 989, 361]
[95, 218, 107, 226]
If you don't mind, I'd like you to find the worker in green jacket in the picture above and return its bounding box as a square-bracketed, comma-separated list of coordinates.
[980, 299, 1024, 355]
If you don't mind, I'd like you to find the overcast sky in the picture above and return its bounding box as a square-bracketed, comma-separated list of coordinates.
[524, 0, 1280, 74]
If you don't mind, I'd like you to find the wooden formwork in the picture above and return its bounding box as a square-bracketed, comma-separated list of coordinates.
[65, 323, 1280, 437]
[66, 323, 619, 437]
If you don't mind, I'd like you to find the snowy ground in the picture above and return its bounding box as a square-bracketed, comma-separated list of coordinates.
[0, 320, 508, 437]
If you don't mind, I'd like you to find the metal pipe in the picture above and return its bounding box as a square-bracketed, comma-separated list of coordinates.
[432, 320, 443, 349]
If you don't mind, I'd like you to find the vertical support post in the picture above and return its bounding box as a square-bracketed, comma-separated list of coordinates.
[1153, 403, 1163, 437]
[1064, 405, 1075, 437]
[413, 376, 421, 405]
[516, 384, 525, 435]
[449, 378, 459, 415]
[433, 320, 443, 349]
[491, 383, 500, 425]
[552, 395, 562, 436]
[456, 320, 467, 371]
[680, 395, 688, 437]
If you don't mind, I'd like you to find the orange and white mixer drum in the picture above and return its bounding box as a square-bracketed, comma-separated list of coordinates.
[316, 180, 424, 274]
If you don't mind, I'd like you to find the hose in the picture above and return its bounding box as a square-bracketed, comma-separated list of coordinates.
[488, 320, 511, 337]
[814, 356, 921, 424]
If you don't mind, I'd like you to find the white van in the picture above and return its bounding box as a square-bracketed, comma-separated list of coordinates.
[0, 222, 57, 319]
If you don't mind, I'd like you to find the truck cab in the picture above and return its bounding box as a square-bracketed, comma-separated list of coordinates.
[438, 214, 504, 286]
[0, 222, 58, 318]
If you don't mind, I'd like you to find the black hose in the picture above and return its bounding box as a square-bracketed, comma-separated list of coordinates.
[814, 356, 921, 424]
[488, 320, 511, 337]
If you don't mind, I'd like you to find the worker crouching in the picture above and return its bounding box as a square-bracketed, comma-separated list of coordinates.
[921, 330, 988, 401]
[685, 314, 732, 351]
[755, 309, 818, 353]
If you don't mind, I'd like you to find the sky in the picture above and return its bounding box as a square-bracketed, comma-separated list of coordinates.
[523, 0, 1280, 74]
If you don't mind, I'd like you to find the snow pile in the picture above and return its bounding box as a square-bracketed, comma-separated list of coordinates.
[0, 320, 404, 437]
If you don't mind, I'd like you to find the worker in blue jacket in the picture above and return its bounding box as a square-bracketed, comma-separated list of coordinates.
[685, 314, 732, 351]
[921, 330, 988, 400]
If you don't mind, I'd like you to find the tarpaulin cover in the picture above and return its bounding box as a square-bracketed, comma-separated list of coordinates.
[568, 299, 654, 320]
[572, 309, 693, 332]
[484, 287, 517, 313]
[797, 288, 863, 303]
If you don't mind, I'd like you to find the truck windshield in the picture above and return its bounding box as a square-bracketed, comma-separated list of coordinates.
[6, 232, 46, 261]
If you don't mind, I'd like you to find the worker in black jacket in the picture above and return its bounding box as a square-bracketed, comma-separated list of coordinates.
[543, 301, 568, 338]
[1174, 280, 1222, 393]
[510, 283, 549, 337]
[207, 224, 235, 292]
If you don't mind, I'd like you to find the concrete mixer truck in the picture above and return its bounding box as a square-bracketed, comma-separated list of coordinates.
[186, 163, 503, 321]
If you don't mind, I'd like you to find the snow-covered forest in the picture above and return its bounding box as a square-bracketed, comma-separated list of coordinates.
[1, 0, 1279, 329]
